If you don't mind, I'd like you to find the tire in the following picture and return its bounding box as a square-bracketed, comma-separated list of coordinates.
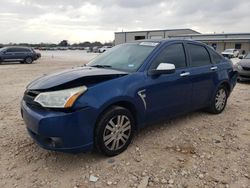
[94, 106, 135, 156]
[208, 86, 228, 114]
[24, 57, 33, 64]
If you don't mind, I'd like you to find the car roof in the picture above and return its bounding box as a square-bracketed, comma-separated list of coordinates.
[4, 46, 31, 49]
[133, 39, 206, 46]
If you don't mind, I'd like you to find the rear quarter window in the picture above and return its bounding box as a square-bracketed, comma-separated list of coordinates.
[208, 48, 223, 64]
[188, 44, 211, 67]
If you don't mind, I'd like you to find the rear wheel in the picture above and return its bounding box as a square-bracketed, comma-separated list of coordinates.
[24, 57, 33, 64]
[95, 106, 135, 156]
[208, 86, 228, 114]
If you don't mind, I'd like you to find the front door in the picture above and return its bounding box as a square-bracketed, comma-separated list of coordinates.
[144, 43, 192, 122]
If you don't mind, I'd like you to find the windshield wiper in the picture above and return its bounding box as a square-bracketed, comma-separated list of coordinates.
[90, 65, 112, 68]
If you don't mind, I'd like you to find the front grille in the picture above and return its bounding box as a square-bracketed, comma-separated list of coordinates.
[23, 90, 42, 108]
[242, 66, 250, 71]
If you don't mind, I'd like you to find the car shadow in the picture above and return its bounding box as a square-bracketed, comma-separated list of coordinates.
[0, 62, 37, 66]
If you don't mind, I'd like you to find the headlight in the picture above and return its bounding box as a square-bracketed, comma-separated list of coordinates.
[34, 86, 87, 108]
[237, 64, 243, 70]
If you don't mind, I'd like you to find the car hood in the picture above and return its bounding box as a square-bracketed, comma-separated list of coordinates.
[238, 59, 250, 67]
[27, 66, 128, 91]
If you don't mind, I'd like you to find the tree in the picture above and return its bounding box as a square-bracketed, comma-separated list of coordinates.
[58, 40, 69, 47]
[91, 41, 102, 47]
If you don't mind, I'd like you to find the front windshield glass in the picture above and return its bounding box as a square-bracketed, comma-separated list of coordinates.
[244, 53, 250, 59]
[87, 42, 158, 72]
[0, 47, 7, 52]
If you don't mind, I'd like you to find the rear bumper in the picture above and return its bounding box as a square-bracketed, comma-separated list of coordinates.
[238, 75, 250, 81]
[33, 54, 41, 60]
[21, 101, 97, 153]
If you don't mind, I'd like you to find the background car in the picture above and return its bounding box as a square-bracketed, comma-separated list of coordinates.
[238, 54, 245, 59]
[221, 49, 239, 58]
[0, 46, 41, 64]
[99, 46, 112, 53]
[93, 46, 101, 53]
[235, 53, 250, 81]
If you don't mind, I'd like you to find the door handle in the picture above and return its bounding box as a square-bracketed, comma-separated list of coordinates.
[180, 72, 190, 77]
[210, 66, 218, 71]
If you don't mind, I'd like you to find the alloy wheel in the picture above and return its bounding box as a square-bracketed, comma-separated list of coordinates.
[215, 88, 227, 111]
[103, 115, 131, 151]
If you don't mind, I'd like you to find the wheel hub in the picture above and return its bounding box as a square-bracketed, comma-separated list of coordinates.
[103, 115, 131, 151]
[215, 89, 226, 111]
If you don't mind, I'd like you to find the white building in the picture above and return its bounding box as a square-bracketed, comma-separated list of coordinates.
[114, 29, 200, 45]
[115, 29, 250, 54]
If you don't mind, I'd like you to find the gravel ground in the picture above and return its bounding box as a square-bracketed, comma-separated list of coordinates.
[0, 55, 249, 188]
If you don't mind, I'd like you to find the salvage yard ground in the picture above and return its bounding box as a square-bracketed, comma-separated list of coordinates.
[0, 52, 249, 188]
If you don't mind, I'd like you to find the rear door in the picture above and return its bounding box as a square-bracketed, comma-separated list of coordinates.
[185, 42, 218, 109]
[14, 48, 30, 59]
[144, 42, 192, 121]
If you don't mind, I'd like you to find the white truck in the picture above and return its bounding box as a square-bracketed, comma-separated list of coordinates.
[221, 49, 240, 58]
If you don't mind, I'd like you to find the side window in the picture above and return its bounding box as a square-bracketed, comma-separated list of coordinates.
[6, 48, 16, 53]
[188, 44, 211, 67]
[15, 48, 24, 52]
[208, 48, 223, 64]
[20, 48, 31, 52]
[150, 43, 186, 69]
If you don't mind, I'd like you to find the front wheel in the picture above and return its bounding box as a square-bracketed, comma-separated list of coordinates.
[95, 106, 135, 156]
[208, 86, 228, 114]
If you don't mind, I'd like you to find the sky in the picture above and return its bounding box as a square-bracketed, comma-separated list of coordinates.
[0, 0, 250, 44]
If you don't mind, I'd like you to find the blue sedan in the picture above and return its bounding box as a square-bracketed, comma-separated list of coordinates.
[21, 39, 238, 156]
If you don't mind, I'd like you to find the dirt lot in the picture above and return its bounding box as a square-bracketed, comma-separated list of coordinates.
[0, 55, 249, 188]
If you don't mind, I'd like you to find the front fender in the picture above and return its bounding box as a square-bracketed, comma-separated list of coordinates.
[98, 96, 146, 128]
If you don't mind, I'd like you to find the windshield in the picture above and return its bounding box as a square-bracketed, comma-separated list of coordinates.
[225, 49, 234, 52]
[244, 53, 250, 59]
[0, 47, 7, 52]
[87, 42, 158, 72]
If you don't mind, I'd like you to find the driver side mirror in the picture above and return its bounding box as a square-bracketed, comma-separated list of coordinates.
[148, 63, 176, 76]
